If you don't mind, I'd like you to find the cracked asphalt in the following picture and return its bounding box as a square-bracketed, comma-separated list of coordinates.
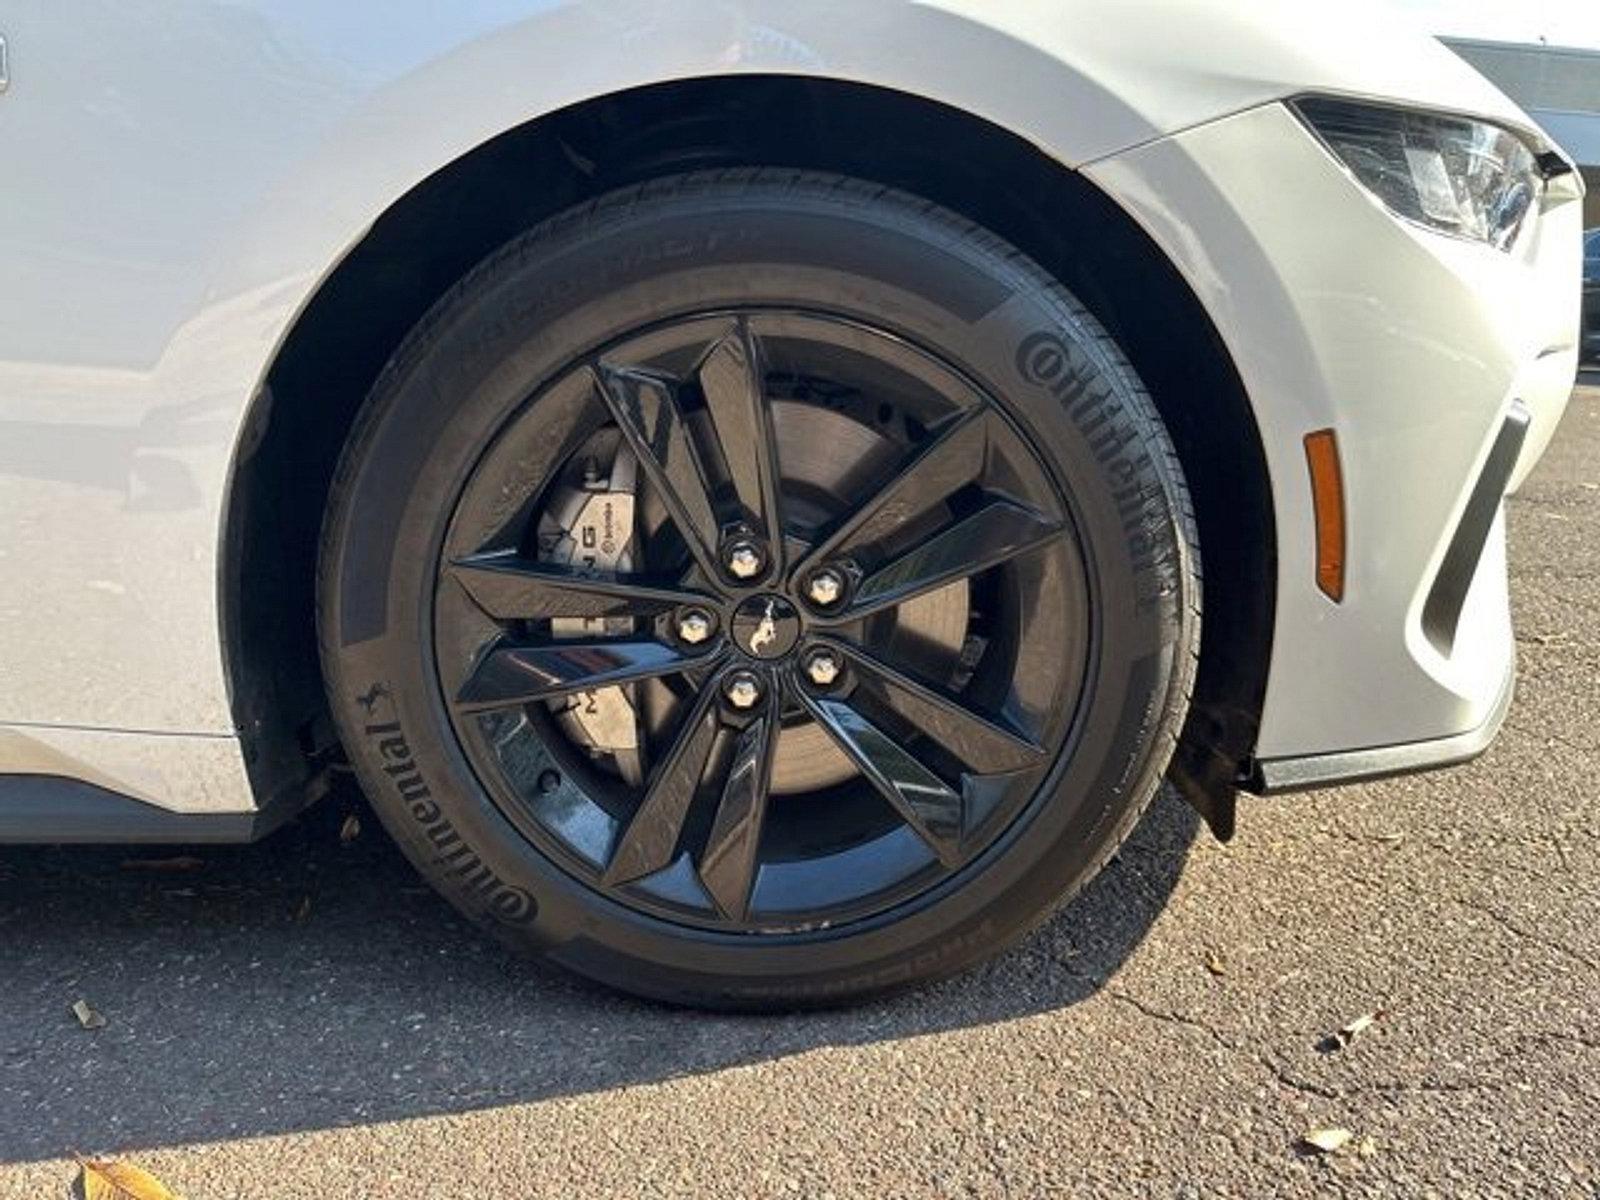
[1, 383, 1596, 1198]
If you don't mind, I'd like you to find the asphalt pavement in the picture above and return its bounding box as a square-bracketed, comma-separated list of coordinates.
[1, 384, 1596, 1199]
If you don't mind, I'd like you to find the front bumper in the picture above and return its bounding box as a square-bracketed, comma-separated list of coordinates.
[1250, 605, 1516, 793]
[1086, 100, 1583, 784]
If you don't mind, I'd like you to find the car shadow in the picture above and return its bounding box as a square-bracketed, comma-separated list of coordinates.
[0, 784, 1198, 1164]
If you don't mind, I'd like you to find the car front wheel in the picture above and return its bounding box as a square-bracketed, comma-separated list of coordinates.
[318, 171, 1200, 1007]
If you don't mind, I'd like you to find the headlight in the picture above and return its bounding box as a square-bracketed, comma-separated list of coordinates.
[1292, 96, 1543, 252]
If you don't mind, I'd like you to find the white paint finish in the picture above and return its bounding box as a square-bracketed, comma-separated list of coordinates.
[1507, 346, 1582, 492]
[1086, 103, 1580, 757]
[0, 723, 252, 813]
[0, 1, 1575, 808]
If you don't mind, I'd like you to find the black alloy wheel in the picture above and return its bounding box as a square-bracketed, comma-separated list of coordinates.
[320, 171, 1199, 1007]
[438, 311, 1083, 931]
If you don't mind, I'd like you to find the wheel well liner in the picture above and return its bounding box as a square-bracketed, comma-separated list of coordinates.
[222, 75, 1273, 837]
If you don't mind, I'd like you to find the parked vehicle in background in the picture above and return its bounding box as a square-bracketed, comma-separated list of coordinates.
[1584, 229, 1600, 365]
[0, 3, 1584, 1007]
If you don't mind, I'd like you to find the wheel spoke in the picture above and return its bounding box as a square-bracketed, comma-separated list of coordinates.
[840, 645, 1045, 774]
[834, 501, 1063, 621]
[595, 364, 721, 574]
[603, 687, 723, 886]
[448, 551, 708, 621]
[699, 707, 779, 921]
[455, 637, 699, 713]
[795, 409, 988, 577]
[698, 322, 784, 560]
[798, 692, 964, 865]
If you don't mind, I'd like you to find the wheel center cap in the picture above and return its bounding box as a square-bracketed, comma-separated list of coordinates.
[731, 594, 801, 660]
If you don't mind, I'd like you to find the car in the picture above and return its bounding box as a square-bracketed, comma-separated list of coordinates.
[1584, 229, 1600, 365]
[0, 4, 1584, 1008]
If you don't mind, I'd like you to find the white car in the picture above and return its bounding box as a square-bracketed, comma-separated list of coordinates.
[0, 3, 1582, 1006]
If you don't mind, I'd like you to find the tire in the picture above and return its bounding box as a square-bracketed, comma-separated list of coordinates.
[318, 170, 1200, 1009]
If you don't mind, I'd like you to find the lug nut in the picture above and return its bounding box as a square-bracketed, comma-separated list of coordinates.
[675, 607, 714, 645]
[805, 567, 846, 608]
[723, 670, 763, 710]
[724, 539, 765, 581]
[804, 648, 841, 688]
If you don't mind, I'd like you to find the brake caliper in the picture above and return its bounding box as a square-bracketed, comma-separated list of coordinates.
[541, 443, 645, 784]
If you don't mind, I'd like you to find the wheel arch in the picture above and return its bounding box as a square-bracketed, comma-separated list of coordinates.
[222, 75, 1273, 837]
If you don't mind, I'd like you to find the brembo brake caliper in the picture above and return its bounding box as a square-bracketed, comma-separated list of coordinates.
[541, 443, 645, 784]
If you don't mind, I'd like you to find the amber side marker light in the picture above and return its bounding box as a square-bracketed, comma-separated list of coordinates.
[1303, 429, 1346, 602]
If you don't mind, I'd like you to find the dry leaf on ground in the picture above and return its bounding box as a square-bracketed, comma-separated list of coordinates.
[78, 1159, 182, 1200]
[1300, 1127, 1354, 1154]
[1318, 1008, 1385, 1053]
[338, 813, 361, 843]
[1340, 1011, 1383, 1042]
[70, 999, 106, 1030]
[1204, 951, 1227, 977]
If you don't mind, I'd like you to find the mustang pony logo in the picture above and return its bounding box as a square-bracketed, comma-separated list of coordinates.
[356, 681, 391, 715]
[749, 598, 779, 654]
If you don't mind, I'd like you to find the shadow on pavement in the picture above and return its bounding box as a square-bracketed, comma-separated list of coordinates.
[0, 784, 1198, 1163]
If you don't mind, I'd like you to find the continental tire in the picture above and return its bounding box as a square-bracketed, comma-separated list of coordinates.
[318, 171, 1200, 1009]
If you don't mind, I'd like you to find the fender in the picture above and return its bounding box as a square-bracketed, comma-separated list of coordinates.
[0, 0, 1520, 746]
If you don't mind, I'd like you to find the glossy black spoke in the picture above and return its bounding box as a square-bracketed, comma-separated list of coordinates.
[449, 551, 707, 622]
[455, 637, 698, 713]
[698, 707, 779, 921]
[834, 501, 1063, 622]
[698, 322, 784, 559]
[840, 645, 1045, 774]
[603, 687, 723, 887]
[594, 364, 721, 574]
[798, 692, 964, 865]
[795, 409, 988, 577]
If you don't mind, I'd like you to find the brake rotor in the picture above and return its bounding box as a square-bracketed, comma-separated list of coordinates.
[764, 402, 968, 793]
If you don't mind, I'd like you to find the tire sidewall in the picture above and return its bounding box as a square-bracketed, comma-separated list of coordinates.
[319, 176, 1195, 1005]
